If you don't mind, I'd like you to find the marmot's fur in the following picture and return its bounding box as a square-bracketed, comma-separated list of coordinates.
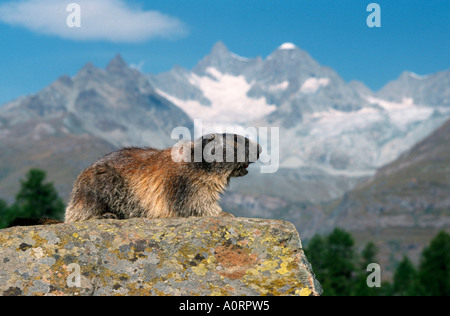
[64, 133, 261, 223]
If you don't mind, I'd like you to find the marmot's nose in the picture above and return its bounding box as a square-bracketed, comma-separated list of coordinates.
[246, 140, 262, 162]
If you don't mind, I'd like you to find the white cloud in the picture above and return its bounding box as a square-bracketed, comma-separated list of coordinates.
[0, 0, 187, 42]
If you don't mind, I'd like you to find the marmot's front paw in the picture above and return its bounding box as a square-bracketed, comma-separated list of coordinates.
[99, 213, 120, 220]
[219, 211, 235, 218]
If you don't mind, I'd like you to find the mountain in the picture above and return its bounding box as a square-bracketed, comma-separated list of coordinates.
[149, 42, 369, 128]
[149, 42, 274, 128]
[377, 70, 450, 106]
[149, 42, 450, 204]
[0, 55, 192, 202]
[325, 117, 450, 269]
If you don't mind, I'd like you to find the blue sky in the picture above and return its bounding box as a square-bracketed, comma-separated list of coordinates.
[0, 0, 449, 106]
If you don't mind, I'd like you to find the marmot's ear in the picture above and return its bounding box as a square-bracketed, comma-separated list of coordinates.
[201, 134, 216, 148]
[203, 134, 215, 142]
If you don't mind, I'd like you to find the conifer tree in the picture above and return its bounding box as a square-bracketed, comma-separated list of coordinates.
[0, 198, 10, 229]
[11, 169, 65, 222]
[353, 242, 382, 296]
[417, 231, 450, 296]
[305, 234, 327, 280]
[393, 256, 417, 296]
[323, 228, 356, 296]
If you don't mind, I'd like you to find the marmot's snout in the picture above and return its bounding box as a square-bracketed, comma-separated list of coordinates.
[232, 137, 261, 177]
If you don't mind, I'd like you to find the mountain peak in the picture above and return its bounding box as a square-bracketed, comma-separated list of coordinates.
[210, 41, 231, 56]
[77, 62, 102, 78]
[106, 54, 129, 73]
[278, 42, 297, 50]
[266, 42, 318, 71]
[269, 42, 310, 59]
[193, 41, 253, 75]
[403, 71, 428, 80]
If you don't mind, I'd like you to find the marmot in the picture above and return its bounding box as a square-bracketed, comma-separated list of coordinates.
[64, 133, 261, 223]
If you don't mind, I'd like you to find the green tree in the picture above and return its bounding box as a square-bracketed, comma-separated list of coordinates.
[361, 242, 378, 264]
[305, 234, 327, 280]
[10, 169, 65, 223]
[392, 256, 418, 296]
[306, 230, 390, 296]
[0, 198, 10, 229]
[353, 242, 384, 296]
[417, 231, 450, 296]
[322, 228, 356, 296]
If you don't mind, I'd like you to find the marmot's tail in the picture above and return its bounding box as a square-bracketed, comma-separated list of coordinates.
[7, 217, 62, 228]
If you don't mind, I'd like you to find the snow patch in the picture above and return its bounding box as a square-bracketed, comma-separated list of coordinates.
[156, 67, 276, 128]
[269, 81, 289, 91]
[367, 96, 434, 130]
[279, 42, 297, 50]
[308, 107, 383, 137]
[309, 97, 435, 138]
[408, 72, 428, 80]
[300, 78, 330, 93]
[231, 52, 249, 62]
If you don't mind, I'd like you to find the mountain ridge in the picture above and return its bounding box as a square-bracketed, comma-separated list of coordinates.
[149, 42, 450, 178]
[0, 55, 192, 202]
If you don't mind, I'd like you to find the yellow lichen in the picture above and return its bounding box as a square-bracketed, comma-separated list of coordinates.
[276, 262, 289, 275]
[260, 260, 279, 272]
[296, 287, 312, 296]
[191, 264, 208, 276]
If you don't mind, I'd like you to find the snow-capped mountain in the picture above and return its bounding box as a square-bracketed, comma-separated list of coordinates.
[1, 42, 448, 206]
[149, 42, 274, 128]
[149, 42, 450, 179]
[149, 42, 369, 128]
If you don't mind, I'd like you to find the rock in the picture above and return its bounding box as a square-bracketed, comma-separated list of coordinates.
[0, 217, 322, 296]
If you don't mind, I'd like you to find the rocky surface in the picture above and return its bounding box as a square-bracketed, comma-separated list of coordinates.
[0, 217, 321, 296]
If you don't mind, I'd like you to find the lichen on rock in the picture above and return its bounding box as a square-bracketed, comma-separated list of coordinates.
[0, 217, 322, 296]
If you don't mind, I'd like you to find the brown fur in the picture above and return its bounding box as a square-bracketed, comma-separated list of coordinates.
[64, 133, 260, 223]
[7, 217, 62, 228]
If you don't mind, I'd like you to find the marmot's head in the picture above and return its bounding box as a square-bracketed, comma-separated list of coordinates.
[191, 133, 262, 178]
